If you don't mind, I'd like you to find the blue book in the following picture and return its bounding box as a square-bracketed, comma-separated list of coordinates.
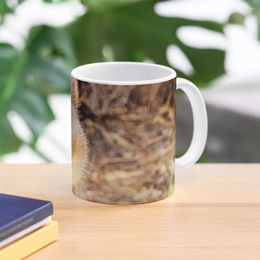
[0, 193, 53, 243]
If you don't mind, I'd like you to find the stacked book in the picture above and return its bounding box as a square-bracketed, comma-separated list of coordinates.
[0, 193, 58, 259]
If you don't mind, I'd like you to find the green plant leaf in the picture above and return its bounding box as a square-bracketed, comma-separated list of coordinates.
[0, 1, 12, 16]
[0, 115, 21, 156]
[0, 26, 75, 157]
[68, 0, 225, 86]
[0, 0, 227, 159]
[82, 0, 146, 11]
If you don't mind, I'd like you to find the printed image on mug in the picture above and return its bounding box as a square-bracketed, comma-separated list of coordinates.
[71, 62, 207, 205]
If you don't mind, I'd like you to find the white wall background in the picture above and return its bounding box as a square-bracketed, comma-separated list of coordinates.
[1, 0, 260, 163]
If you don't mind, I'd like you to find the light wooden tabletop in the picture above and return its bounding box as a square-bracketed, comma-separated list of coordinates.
[0, 164, 260, 259]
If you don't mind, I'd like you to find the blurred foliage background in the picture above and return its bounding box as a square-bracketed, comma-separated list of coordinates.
[0, 0, 259, 162]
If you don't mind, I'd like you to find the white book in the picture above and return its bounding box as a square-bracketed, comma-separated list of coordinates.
[0, 216, 52, 248]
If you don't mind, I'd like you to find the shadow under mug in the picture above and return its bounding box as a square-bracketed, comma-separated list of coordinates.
[71, 62, 207, 204]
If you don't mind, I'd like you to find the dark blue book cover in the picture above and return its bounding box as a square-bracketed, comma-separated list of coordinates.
[0, 193, 53, 241]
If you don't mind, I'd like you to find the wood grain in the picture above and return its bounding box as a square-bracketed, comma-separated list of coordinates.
[0, 164, 260, 259]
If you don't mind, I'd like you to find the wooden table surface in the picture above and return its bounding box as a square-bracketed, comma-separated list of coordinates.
[0, 164, 260, 259]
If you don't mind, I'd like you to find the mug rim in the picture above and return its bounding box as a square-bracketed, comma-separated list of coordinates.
[71, 61, 176, 85]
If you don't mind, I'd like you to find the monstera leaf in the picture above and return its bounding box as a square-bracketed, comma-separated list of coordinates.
[81, 0, 145, 10]
[0, 26, 75, 157]
[69, 0, 225, 86]
[0, 0, 227, 160]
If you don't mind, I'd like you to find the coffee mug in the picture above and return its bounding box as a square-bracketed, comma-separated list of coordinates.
[71, 62, 207, 204]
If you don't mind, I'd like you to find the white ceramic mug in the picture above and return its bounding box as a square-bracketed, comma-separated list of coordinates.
[71, 62, 207, 204]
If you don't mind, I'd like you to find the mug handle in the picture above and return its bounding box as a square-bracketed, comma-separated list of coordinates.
[175, 78, 208, 169]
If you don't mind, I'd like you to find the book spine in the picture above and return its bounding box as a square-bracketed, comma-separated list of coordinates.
[0, 221, 58, 260]
[0, 202, 53, 241]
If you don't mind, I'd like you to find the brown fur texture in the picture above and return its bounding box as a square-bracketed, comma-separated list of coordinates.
[71, 78, 176, 204]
